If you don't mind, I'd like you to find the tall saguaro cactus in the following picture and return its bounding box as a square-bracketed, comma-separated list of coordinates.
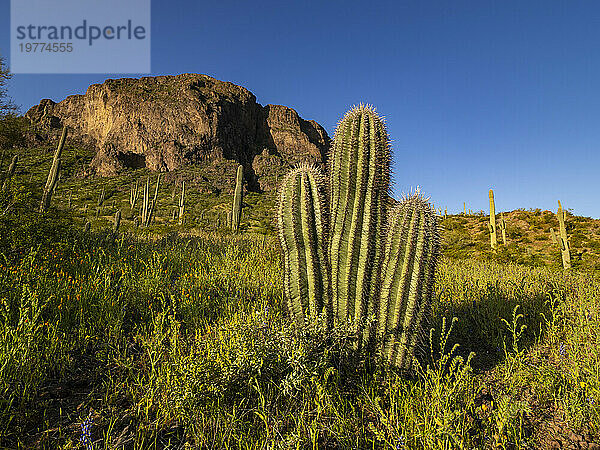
[40, 126, 67, 212]
[557, 200, 571, 270]
[328, 105, 390, 349]
[488, 189, 497, 250]
[2, 155, 18, 191]
[231, 165, 243, 232]
[277, 105, 440, 369]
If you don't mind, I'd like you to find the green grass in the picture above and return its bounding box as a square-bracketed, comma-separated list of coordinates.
[1, 144, 599, 448]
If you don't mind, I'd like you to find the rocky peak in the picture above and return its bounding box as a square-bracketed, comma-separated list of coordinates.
[25, 73, 330, 191]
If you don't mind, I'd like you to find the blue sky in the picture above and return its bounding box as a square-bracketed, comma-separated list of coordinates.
[1, 1, 599, 217]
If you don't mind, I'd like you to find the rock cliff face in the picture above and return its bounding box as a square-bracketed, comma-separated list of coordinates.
[25, 74, 330, 191]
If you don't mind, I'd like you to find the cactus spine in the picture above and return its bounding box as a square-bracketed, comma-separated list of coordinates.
[557, 200, 571, 269]
[277, 164, 330, 329]
[231, 165, 243, 232]
[277, 105, 440, 368]
[40, 126, 67, 212]
[499, 212, 507, 245]
[178, 181, 185, 225]
[2, 155, 18, 191]
[378, 194, 440, 370]
[488, 189, 497, 250]
[84, 221, 90, 233]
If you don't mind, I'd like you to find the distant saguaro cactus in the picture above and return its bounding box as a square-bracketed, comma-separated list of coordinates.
[2, 155, 18, 191]
[40, 127, 67, 212]
[231, 165, 243, 232]
[499, 212, 507, 245]
[277, 105, 440, 370]
[142, 174, 161, 227]
[488, 189, 497, 250]
[130, 180, 139, 218]
[113, 210, 121, 233]
[556, 200, 571, 269]
[178, 181, 185, 225]
[98, 187, 105, 208]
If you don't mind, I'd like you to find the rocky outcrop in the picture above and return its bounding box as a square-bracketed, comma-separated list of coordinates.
[25, 74, 330, 191]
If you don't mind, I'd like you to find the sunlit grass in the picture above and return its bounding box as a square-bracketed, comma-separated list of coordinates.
[0, 207, 598, 448]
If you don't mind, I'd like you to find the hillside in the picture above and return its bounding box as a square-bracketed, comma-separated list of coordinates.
[3, 139, 599, 275]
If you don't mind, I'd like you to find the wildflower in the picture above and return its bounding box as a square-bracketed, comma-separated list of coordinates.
[396, 434, 405, 450]
[80, 411, 94, 449]
[559, 342, 566, 358]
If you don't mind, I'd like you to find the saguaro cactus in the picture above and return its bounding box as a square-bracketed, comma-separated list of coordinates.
[130, 180, 139, 218]
[98, 187, 105, 208]
[40, 126, 67, 212]
[328, 105, 390, 349]
[277, 164, 330, 329]
[113, 210, 121, 233]
[378, 193, 440, 370]
[2, 155, 18, 191]
[499, 212, 507, 245]
[178, 181, 185, 225]
[231, 165, 243, 232]
[556, 200, 571, 269]
[142, 174, 161, 227]
[488, 189, 497, 250]
[277, 105, 440, 369]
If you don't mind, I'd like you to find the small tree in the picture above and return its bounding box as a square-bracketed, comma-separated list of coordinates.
[0, 56, 25, 150]
[0, 55, 17, 117]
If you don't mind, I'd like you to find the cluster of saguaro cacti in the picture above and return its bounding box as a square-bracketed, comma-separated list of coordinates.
[277, 105, 440, 370]
[178, 181, 185, 225]
[141, 174, 161, 227]
[553, 200, 571, 270]
[40, 127, 67, 212]
[231, 165, 243, 232]
[488, 189, 497, 250]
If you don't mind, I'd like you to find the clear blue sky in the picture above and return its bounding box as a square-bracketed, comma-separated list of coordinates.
[1, 1, 599, 217]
